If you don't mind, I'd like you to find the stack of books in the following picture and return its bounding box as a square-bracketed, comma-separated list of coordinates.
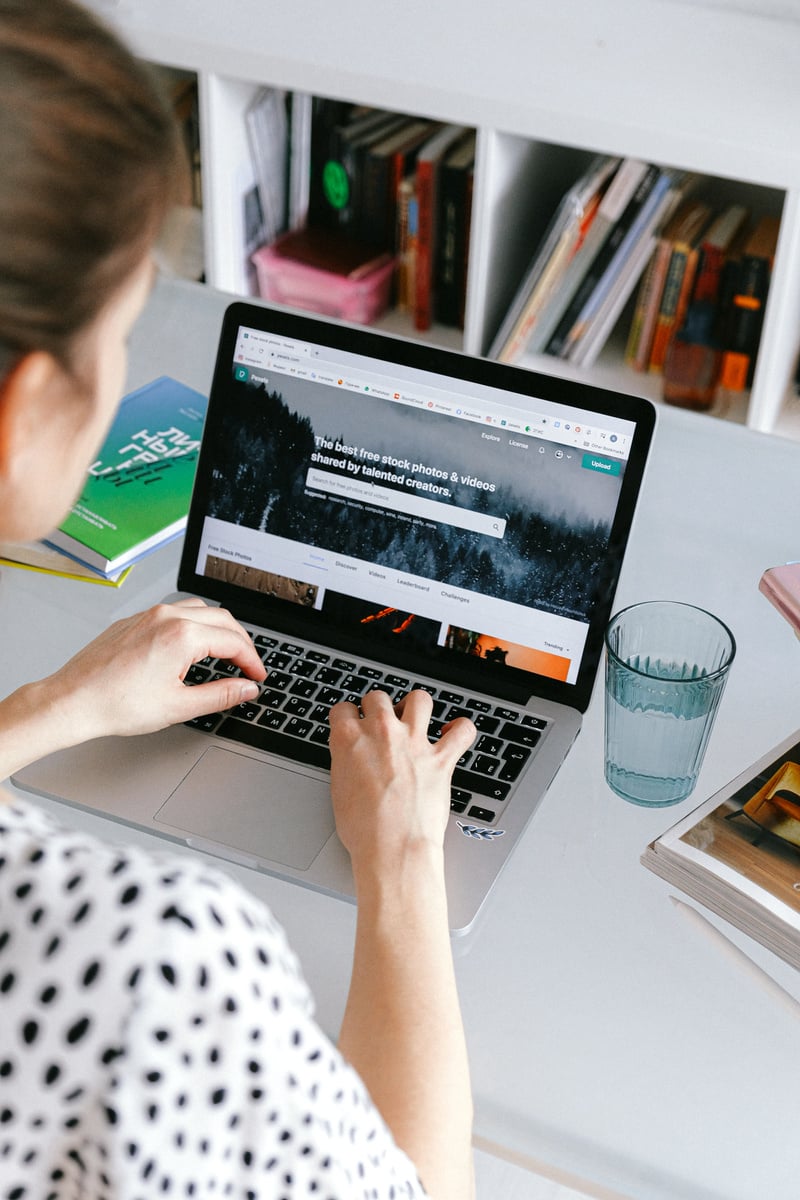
[490, 158, 780, 397]
[490, 157, 690, 367]
[643, 728, 800, 971]
[0, 376, 207, 585]
[248, 98, 477, 332]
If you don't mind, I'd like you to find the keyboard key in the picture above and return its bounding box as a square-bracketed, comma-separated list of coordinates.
[385, 674, 410, 689]
[217, 717, 331, 770]
[284, 717, 313, 739]
[450, 789, 470, 813]
[281, 642, 305, 656]
[288, 678, 317, 699]
[306, 650, 330, 664]
[357, 665, 383, 680]
[315, 667, 342, 686]
[467, 805, 496, 823]
[283, 695, 312, 717]
[333, 657, 356, 671]
[500, 722, 541, 748]
[266, 670, 291, 691]
[476, 735, 503, 757]
[452, 768, 510, 802]
[232, 700, 261, 722]
[185, 664, 211, 685]
[466, 698, 491, 712]
[317, 686, 344, 707]
[494, 706, 521, 722]
[260, 688, 284, 710]
[472, 754, 500, 777]
[257, 711, 286, 730]
[265, 651, 292, 670]
[185, 712, 221, 732]
[289, 658, 316, 678]
[309, 724, 330, 746]
[439, 690, 464, 705]
[521, 714, 548, 729]
[473, 713, 499, 734]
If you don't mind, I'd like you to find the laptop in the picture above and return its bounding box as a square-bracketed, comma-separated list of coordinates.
[14, 300, 655, 933]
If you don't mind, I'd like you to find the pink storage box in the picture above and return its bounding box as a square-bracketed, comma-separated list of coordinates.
[252, 242, 395, 325]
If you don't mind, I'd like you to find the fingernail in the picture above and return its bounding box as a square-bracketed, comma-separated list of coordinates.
[238, 680, 261, 700]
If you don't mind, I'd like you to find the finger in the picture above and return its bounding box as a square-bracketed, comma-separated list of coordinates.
[359, 687, 395, 718]
[435, 715, 477, 765]
[328, 698, 362, 731]
[178, 675, 262, 722]
[392, 686, 433, 734]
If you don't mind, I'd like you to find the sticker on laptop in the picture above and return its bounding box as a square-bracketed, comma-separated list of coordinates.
[457, 822, 506, 841]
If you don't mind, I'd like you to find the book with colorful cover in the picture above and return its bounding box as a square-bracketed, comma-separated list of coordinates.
[0, 539, 131, 585]
[647, 200, 715, 373]
[488, 154, 620, 364]
[45, 375, 207, 576]
[718, 214, 780, 392]
[523, 157, 650, 357]
[413, 123, 470, 331]
[642, 728, 800, 971]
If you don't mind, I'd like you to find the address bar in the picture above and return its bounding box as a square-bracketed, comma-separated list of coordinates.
[305, 467, 506, 540]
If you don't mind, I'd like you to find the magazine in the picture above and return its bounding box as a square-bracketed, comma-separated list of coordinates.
[642, 728, 800, 970]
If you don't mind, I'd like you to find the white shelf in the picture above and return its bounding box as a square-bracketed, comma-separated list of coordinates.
[93, 0, 800, 436]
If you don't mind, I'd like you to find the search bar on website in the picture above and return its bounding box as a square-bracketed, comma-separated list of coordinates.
[305, 468, 506, 539]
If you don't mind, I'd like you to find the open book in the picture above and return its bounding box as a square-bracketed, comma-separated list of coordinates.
[642, 728, 800, 970]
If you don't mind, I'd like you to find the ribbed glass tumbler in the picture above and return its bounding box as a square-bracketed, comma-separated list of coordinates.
[604, 601, 736, 807]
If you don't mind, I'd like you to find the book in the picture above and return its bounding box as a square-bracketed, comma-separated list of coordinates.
[413, 123, 470, 331]
[358, 116, 434, 251]
[560, 169, 686, 364]
[717, 214, 780, 392]
[488, 153, 620, 363]
[647, 199, 714, 373]
[45, 376, 208, 577]
[395, 175, 418, 313]
[0, 539, 131, 585]
[309, 105, 405, 238]
[523, 157, 651, 357]
[245, 87, 289, 246]
[625, 195, 708, 371]
[642, 728, 800, 971]
[544, 162, 668, 358]
[662, 203, 750, 409]
[307, 97, 356, 231]
[434, 130, 476, 328]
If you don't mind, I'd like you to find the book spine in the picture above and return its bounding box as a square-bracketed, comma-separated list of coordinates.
[648, 242, 697, 372]
[545, 163, 661, 357]
[414, 157, 438, 331]
[435, 157, 473, 327]
[624, 236, 671, 369]
[718, 252, 772, 390]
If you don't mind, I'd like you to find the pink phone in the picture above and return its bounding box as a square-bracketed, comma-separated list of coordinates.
[759, 562, 800, 635]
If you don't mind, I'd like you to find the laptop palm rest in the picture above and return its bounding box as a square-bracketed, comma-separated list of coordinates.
[154, 745, 335, 871]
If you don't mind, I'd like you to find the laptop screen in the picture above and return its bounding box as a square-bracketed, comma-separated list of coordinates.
[178, 302, 655, 712]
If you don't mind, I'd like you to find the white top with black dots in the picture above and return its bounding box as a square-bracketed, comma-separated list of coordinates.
[0, 798, 427, 1200]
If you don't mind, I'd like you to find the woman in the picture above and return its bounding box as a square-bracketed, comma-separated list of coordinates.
[0, 3, 476, 1197]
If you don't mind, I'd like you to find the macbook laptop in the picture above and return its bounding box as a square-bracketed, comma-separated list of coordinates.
[14, 300, 655, 933]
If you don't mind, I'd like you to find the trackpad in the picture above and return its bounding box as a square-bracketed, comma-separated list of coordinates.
[154, 746, 335, 871]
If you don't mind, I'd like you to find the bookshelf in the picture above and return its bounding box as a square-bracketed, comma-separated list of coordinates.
[98, 0, 800, 437]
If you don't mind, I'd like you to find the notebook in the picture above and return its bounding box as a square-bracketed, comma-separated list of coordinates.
[13, 300, 655, 933]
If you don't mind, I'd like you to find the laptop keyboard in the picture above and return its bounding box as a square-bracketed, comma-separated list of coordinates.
[184, 632, 548, 827]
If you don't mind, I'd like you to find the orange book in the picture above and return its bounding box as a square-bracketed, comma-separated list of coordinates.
[647, 199, 713, 372]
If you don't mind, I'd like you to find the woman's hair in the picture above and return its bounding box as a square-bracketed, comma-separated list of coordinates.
[0, 0, 184, 380]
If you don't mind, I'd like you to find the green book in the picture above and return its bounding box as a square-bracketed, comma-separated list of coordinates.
[46, 375, 207, 576]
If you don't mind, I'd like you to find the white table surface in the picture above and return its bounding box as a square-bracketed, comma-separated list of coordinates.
[4, 277, 799, 1200]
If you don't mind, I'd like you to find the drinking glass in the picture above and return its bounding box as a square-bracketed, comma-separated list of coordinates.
[604, 601, 736, 807]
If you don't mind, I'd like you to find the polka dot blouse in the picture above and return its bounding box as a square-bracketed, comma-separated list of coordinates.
[0, 799, 427, 1199]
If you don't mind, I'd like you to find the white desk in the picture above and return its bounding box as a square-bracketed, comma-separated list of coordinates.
[4, 278, 799, 1200]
